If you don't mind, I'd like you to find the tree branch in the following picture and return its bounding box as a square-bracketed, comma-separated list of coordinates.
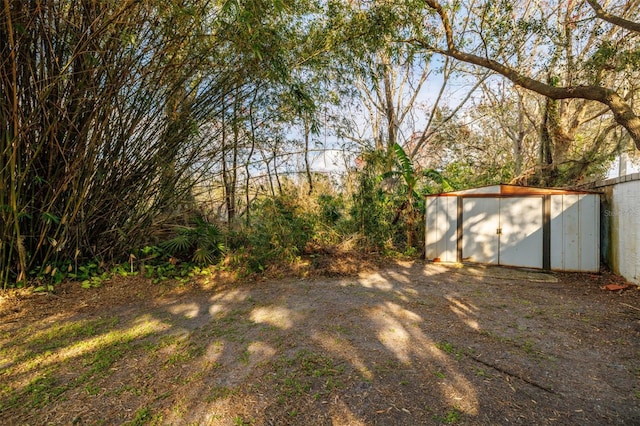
[419, 0, 640, 150]
[586, 0, 640, 33]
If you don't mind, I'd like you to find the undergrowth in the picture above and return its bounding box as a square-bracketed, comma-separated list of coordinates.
[5, 166, 429, 290]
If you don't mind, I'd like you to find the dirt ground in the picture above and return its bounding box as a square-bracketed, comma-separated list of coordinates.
[1, 260, 640, 425]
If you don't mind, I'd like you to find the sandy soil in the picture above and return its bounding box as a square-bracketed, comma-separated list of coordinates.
[1, 261, 639, 425]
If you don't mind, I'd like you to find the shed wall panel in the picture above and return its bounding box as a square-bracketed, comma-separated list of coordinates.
[550, 194, 600, 272]
[550, 196, 564, 270]
[425, 196, 457, 262]
[611, 181, 639, 283]
[579, 195, 600, 272]
[564, 195, 581, 269]
[425, 197, 438, 260]
[425, 187, 601, 273]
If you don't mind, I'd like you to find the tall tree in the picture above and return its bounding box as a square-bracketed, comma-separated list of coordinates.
[410, 0, 640, 153]
[0, 0, 319, 285]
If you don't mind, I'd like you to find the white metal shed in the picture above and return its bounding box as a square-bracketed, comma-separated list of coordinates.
[425, 184, 600, 272]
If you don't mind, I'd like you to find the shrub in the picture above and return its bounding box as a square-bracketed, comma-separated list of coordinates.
[243, 195, 314, 271]
[161, 217, 225, 265]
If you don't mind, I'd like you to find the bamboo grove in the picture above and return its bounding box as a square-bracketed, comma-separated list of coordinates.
[0, 0, 275, 285]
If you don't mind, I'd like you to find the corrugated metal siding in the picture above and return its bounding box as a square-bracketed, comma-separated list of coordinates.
[425, 196, 457, 262]
[499, 197, 544, 269]
[461, 197, 543, 268]
[425, 186, 601, 272]
[462, 198, 500, 264]
[611, 181, 639, 283]
[550, 194, 600, 272]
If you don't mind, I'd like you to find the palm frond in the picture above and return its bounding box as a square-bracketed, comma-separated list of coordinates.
[393, 143, 414, 179]
[161, 234, 192, 254]
[192, 247, 215, 265]
[423, 169, 454, 192]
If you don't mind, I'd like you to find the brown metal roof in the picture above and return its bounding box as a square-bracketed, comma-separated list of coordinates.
[427, 184, 601, 197]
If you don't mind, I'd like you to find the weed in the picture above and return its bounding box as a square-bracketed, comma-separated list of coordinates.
[434, 370, 446, 379]
[296, 350, 344, 378]
[436, 341, 455, 354]
[171, 400, 188, 418]
[27, 317, 118, 352]
[282, 376, 311, 396]
[110, 384, 143, 397]
[475, 368, 488, 378]
[436, 341, 463, 360]
[23, 372, 69, 408]
[434, 407, 462, 424]
[324, 376, 344, 391]
[206, 386, 234, 402]
[374, 359, 401, 374]
[85, 383, 101, 396]
[334, 325, 351, 335]
[164, 342, 204, 366]
[233, 416, 253, 426]
[270, 350, 345, 402]
[81, 272, 109, 289]
[239, 348, 250, 365]
[125, 407, 152, 426]
[73, 340, 136, 388]
[522, 340, 535, 354]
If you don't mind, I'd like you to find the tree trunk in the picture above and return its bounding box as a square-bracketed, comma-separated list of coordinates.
[304, 118, 314, 196]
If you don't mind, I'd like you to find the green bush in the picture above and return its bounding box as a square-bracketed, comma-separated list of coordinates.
[317, 194, 344, 225]
[243, 195, 314, 271]
[161, 217, 225, 265]
[348, 151, 394, 250]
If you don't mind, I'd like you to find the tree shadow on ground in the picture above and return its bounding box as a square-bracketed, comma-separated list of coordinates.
[1, 261, 639, 425]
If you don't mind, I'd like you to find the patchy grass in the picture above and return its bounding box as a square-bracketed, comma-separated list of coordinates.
[434, 406, 463, 424]
[1, 262, 639, 425]
[269, 349, 346, 403]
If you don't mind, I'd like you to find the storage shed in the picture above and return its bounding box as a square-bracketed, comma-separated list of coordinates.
[425, 184, 600, 272]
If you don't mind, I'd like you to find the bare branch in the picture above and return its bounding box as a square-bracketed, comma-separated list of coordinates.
[586, 0, 640, 33]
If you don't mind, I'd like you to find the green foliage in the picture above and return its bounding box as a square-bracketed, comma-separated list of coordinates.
[435, 407, 462, 424]
[423, 169, 454, 193]
[349, 151, 394, 250]
[242, 194, 314, 271]
[392, 142, 416, 189]
[270, 349, 345, 403]
[443, 161, 508, 190]
[364, 144, 454, 252]
[161, 218, 225, 265]
[317, 194, 344, 225]
[1, 0, 319, 288]
[587, 41, 640, 77]
[22, 373, 69, 408]
[125, 407, 152, 426]
[24, 259, 107, 290]
[81, 273, 109, 289]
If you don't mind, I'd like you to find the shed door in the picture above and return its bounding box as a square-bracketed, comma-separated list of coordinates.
[499, 197, 543, 268]
[462, 198, 500, 264]
[462, 197, 543, 268]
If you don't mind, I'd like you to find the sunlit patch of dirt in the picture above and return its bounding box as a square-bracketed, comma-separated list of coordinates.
[1, 260, 639, 425]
